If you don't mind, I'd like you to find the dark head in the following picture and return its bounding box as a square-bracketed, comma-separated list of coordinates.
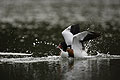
[70, 24, 80, 35]
[58, 42, 67, 52]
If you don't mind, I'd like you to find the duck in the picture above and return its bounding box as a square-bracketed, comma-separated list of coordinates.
[58, 24, 100, 58]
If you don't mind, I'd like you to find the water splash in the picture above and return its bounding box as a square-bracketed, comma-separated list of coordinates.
[0, 56, 60, 63]
[33, 40, 57, 47]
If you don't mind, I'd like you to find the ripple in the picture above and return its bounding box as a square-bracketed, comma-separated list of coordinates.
[1, 53, 120, 64]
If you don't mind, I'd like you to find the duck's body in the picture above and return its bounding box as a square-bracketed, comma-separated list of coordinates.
[59, 31, 89, 58]
[58, 24, 100, 58]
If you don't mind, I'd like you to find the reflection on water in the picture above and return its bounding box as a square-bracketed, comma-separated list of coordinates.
[61, 59, 110, 80]
[0, 58, 120, 80]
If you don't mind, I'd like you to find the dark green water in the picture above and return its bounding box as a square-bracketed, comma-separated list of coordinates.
[0, 0, 120, 80]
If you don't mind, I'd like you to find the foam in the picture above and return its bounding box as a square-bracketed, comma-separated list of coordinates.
[0, 56, 60, 63]
[0, 52, 32, 56]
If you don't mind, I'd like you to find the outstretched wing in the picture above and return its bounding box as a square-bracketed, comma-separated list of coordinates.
[73, 31, 100, 42]
[72, 32, 87, 57]
[82, 31, 100, 41]
[72, 31, 89, 51]
[62, 26, 73, 46]
[72, 31, 100, 57]
[73, 31, 89, 41]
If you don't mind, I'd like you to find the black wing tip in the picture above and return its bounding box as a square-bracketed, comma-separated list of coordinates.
[83, 31, 101, 42]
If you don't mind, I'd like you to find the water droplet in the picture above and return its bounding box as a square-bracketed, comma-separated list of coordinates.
[44, 41, 46, 44]
[47, 42, 50, 45]
[35, 39, 38, 41]
[49, 42, 52, 45]
[55, 45, 58, 47]
[22, 36, 25, 39]
[33, 43, 36, 46]
[52, 43, 55, 46]
[26, 50, 29, 53]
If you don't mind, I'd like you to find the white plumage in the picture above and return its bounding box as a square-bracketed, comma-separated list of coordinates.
[72, 32, 88, 57]
[61, 26, 88, 58]
[62, 26, 73, 46]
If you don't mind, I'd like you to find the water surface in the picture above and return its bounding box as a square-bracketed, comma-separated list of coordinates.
[0, 56, 120, 80]
[0, 0, 120, 80]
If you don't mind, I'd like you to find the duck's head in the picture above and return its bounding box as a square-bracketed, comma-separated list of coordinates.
[57, 42, 67, 52]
